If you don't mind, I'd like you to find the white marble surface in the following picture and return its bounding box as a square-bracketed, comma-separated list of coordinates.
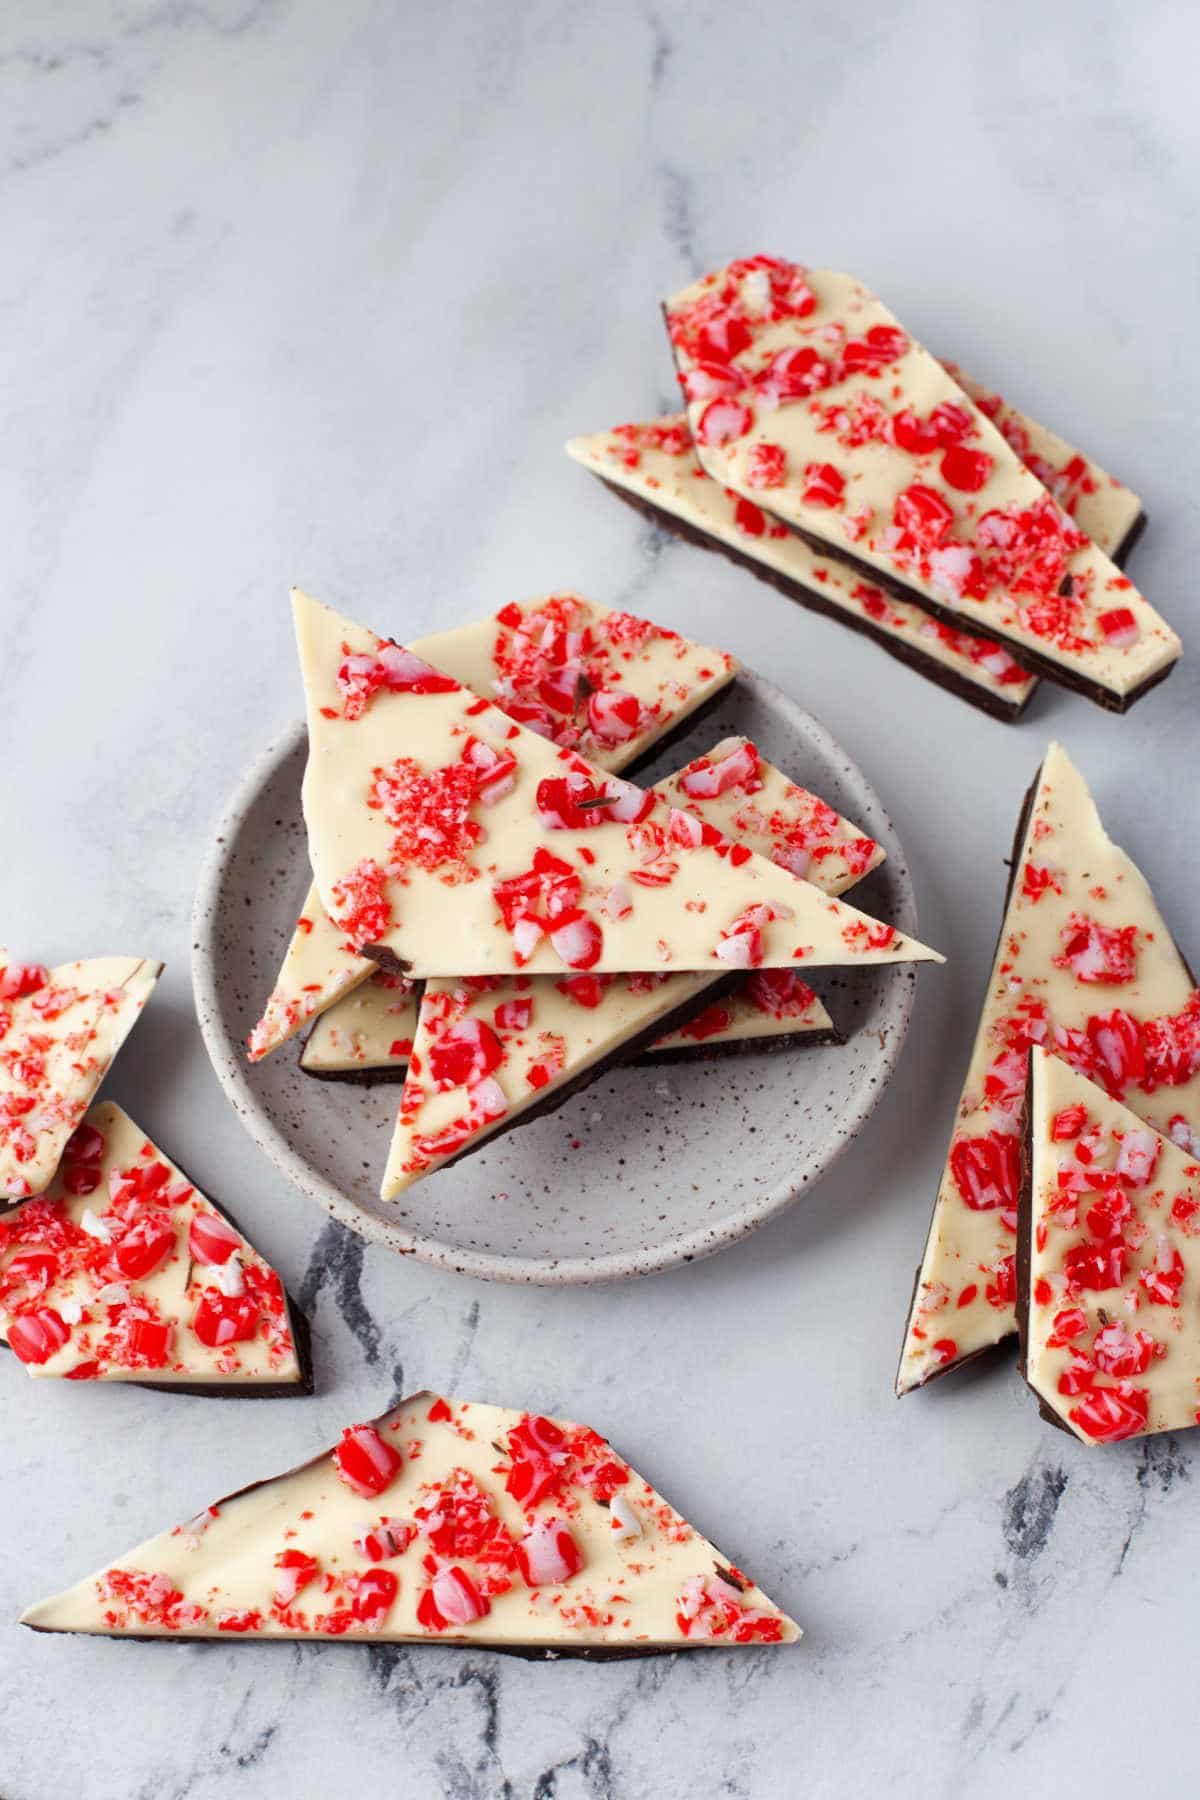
[3, 1, 1198, 1794]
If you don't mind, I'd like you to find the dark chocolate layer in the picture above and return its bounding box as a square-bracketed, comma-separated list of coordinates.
[638, 1024, 843, 1065]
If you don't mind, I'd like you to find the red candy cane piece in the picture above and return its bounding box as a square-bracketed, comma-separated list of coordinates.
[515, 1520, 584, 1588]
[8, 1307, 71, 1365]
[333, 1424, 403, 1499]
[188, 1211, 243, 1267]
[696, 400, 753, 447]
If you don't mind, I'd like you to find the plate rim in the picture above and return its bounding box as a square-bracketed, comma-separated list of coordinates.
[191, 671, 920, 1284]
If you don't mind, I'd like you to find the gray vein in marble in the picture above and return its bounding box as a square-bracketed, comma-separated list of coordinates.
[298, 1217, 383, 1367]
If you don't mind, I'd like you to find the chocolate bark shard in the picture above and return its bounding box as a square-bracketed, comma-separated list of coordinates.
[413, 590, 738, 773]
[1020, 1048, 1200, 1445]
[249, 594, 736, 1062]
[663, 258, 1178, 710]
[0, 954, 162, 1201]
[21, 1390, 800, 1652]
[380, 737, 888, 1194]
[0, 1101, 310, 1394]
[295, 587, 942, 978]
[311, 735, 873, 1084]
[567, 379, 1145, 720]
[897, 742, 1200, 1395]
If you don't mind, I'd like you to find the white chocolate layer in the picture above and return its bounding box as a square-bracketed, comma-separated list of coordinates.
[22, 1391, 800, 1650]
[664, 259, 1177, 704]
[249, 594, 736, 1061]
[898, 743, 1200, 1393]
[296, 588, 940, 978]
[1023, 1049, 1200, 1445]
[0, 955, 161, 1201]
[0, 1102, 303, 1387]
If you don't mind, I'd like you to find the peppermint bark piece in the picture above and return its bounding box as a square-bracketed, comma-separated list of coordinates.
[295, 588, 941, 979]
[1020, 1049, 1200, 1445]
[249, 594, 736, 1062]
[0, 1102, 309, 1394]
[382, 743, 886, 1191]
[568, 377, 1145, 722]
[300, 971, 421, 1080]
[312, 735, 875, 1081]
[0, 954, 161, 1201]
[22, 1391, 799, 1653]
[664, 257, 1178, 710]
[898, 743, 1200, 1394]
[414, 590, 737, 769]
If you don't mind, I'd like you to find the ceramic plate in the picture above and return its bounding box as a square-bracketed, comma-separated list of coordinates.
[192, 672, 921, 1283]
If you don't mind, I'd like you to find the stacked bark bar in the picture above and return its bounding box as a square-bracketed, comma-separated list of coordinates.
[259, 589, 940, 1202]
[897, 743, 1200, 1446]
[568, 255, 1174, 717]
[0, 953, 310, 1395]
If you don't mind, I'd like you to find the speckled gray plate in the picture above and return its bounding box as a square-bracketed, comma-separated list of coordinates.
[192, 672, 921, 1284]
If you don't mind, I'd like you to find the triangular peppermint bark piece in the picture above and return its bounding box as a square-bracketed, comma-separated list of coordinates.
[898, 743, 1200, 1394]
[22, 1391, 799, 1652]
[0, 1102, 310, 1393]
[382, 740, 888, 1192]
[295, 588, 940, 978]
[300, 971, 421, 1079]
[664, 257, 1178, 710]
[1020, 1048, 1200, 1445]
[0, 954, 162, 1201]
[249, 594, 735, 1062]
[653, 737, 884, 891]
[310, 734, 877, 1085]
[414, 591, 737, 770]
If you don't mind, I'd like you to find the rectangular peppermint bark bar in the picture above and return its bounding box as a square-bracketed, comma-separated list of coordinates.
[897, 742, 1200, 1395]
[1018, 1047, 1200, 1446]
[567, 372, 1145, 721]
[0, 954, 162, 1201]
[0, 1101, 310, 1395]
[22, 1391, 799, 1654]
[663, 257, 1178, 711]
[381, 739, 892, 1193]
[295, 588, 941, 980]
[249, 591, 738, 1062]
